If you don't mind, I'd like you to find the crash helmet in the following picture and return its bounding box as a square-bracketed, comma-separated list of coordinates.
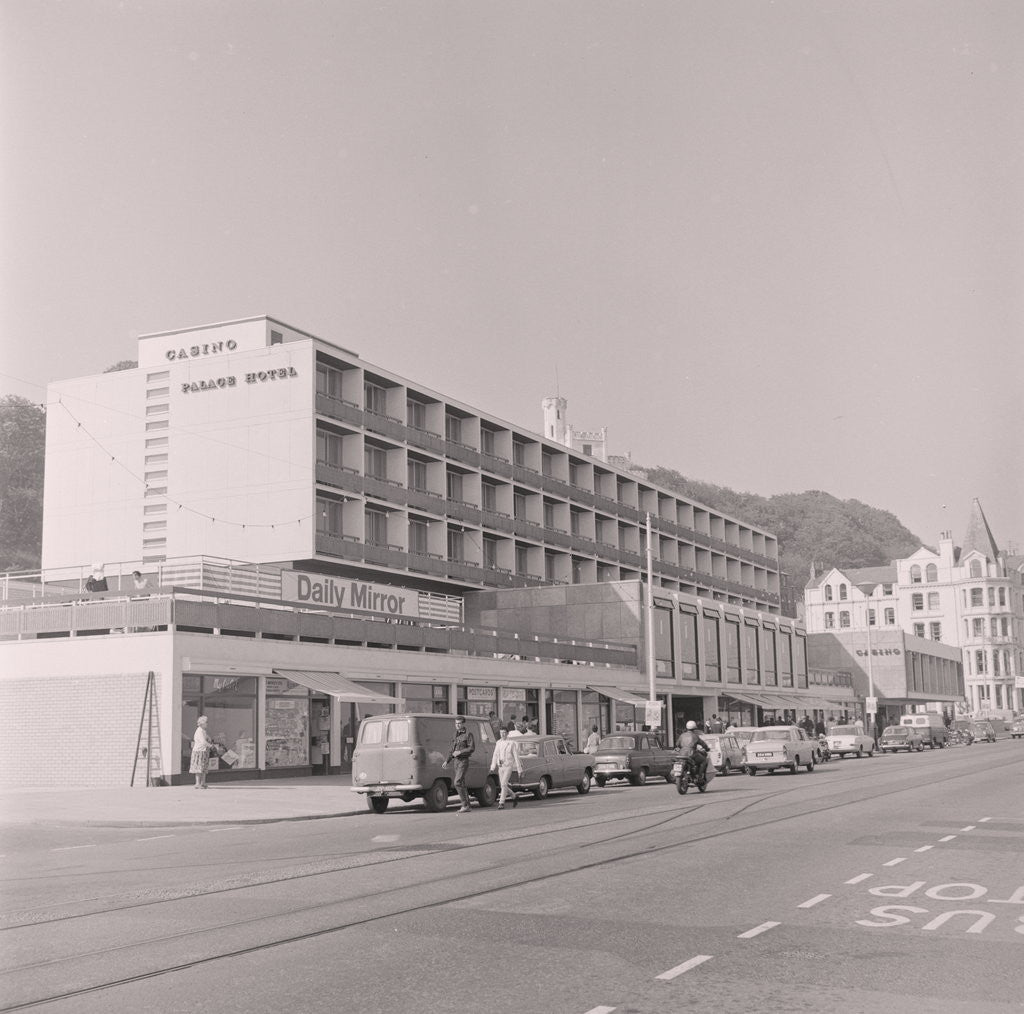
[685, 721, 697, 730]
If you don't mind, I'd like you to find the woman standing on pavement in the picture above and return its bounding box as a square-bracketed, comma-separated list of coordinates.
[190, 715, 213, 789]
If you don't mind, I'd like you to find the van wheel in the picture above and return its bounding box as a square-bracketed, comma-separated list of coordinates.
[576, 771, 592, 794]
[722, 761, 731, 776]
[475, 776, 498, 808]
[423, 779, 449, 813]
[534, 776, 551, 800]
[915, 741, 924, 752]
[856, 746, 863, 758]
[367, 796, 389, 814]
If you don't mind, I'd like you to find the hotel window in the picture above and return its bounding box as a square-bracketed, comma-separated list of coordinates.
[143, 520, 166, 532]
[824, 612, 834, 629]
[972, 617, 984, 637]
[364, 445, 387, 480]
[144, 486, 167, 497]
[364, 381, 387, 415]
[543, 501, 556, 529]
[927, 592, 940, 610]
[884, 608, 895, 625]
[316, 364, 340, 399]
[146, 370, 170, 383]
[146, 387, 170, 399]
[145, 403, 168, 416]
[571, 557, 585, 583]
[447, 528, 464, 562]
[480, 427, 495, 455]
[839, 611, 850, 628]
[513, 492, 527, 520]
[145, 470, 168, 482]
[445, 413, 461, 443]
[925, 563, 937, 582]
[515, 544, 529, 575]
[145, 420, 169, 431]
[570, 510, 581, 536]
[446, 470, 463, 502]
[406, 398, 427, 430]
[317, 430, 343, 467]
[544, 552, 557, 582]
[408, 518, 428, 555]
[824, 585, 833, 601]
[317, 498, 343, 535]
[365, 508, 388, 546]
[838, 583, 847, 600]
[991, 618, 999, 637]
[911, 593, 924, 611]
[998, 587, 1006, 607]
[970, 588, 983, 607]
[145, 453, 168, 466]
[988, 587, 995, 607]
[969, 559, 982, 578]
[482, 535, 498, 569]
[582, 444, 592, 455]
[910, 565, 922, 583]
[481, 480, 497, 512]
[882, 584, 893, 595]
[568, 462, 579, 486]
[913, 623, 925, 638]
[930, 622, 942, 641]
[407, 459, 427, 492]
[975, 650, 986, 674]
[868, 609, 876, 626]
[270, 329, 283, 345]
[1001, 617, 1009, 636]
[143, 503, 166, 515]
[512, 440, 526, 466]
[145, 436, 169, 448]
[541, 451, 554, 476]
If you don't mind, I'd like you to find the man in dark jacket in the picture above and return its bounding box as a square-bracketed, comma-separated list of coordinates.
[441, 717, 476, 813]
[676, 720, 710, 781]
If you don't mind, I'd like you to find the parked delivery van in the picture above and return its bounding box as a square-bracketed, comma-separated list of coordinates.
[350, 713, 498, 813]
[899, 713, 948, 749]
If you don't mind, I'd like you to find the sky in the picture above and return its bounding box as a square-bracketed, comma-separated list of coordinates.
[2, 0, 1021, 555]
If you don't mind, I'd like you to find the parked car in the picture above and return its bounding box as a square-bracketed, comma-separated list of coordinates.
[971, 720, 997, 744]
[743, 725, 818, 775]
[510, 735, 594, 798]
[592, 732, 676, 786]
[899, 713, 948, 749]
[879, 725, 925, 753]
[829, 724, 876, 758]
[728, 726, 761, 747]
[702, 732, 746, 775]
[1011, 717, 1024, 740]
[350, 713, 498, 813]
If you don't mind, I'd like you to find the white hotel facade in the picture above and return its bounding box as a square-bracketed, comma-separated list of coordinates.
[2, 315, 840, 787]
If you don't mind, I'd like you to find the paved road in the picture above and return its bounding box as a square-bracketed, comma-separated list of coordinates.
[1, 742, 1022, 1013]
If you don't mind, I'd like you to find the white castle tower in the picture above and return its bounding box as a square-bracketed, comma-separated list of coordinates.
[542, 396, 608, 462]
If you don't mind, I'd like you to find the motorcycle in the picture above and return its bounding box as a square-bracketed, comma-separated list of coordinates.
[672, 750, 712, 794]
[816, 734, 832, 763]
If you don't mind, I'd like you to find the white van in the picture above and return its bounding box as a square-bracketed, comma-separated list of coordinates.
[899, 713, 948, 749]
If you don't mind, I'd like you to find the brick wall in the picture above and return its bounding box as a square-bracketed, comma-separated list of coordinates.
[0, 672, 165, 787]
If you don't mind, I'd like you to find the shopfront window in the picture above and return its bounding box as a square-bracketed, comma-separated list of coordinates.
[401, 683, 450, 714]
[580, 690, 609, 738]
[725, 620, 741, 684]
[496, 687, 537, 728]
[702, 615, 721, 682]
[181, 675, 257, 774]
[265, 677, 310, 768]
[679, 608, 699, 680]
[761, 628, 778, 686]
[743, 624, 760, 685]
[459, 685, 497, 721]
[546, 690, 579, 750]
[654, 606, 674, 677]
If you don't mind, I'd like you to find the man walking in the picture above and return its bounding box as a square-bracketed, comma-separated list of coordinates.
[490, 726, 523, 809]
[441, 716, 476, 813]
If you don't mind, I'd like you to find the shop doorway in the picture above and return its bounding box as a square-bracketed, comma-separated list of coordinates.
[671, 695, 708, 744]
[311, 697, 331, 775]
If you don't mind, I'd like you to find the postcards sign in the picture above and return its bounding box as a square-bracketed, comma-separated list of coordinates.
[282, 571, 420, 620]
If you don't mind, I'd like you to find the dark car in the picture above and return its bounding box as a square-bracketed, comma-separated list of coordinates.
[971, 720, 997, 744]
[879, 725, 925, 753]
[591, 732, 676, 786]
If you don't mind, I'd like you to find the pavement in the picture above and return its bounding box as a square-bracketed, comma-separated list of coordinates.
[0, 774, 388, 828]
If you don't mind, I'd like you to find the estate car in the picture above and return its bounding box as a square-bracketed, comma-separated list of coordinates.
[591, 732, 676, 786]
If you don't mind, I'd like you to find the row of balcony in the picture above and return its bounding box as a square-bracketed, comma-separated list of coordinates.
[316, 394, 778, 568]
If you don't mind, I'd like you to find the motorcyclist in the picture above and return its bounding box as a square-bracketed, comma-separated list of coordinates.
[676, 720, 711, 782]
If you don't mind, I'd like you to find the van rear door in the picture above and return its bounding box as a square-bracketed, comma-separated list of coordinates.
[354, 718, 387, 784]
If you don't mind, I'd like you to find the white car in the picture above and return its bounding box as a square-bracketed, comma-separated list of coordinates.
[743, 726, 818, 775]
[829, 725, 875, 758]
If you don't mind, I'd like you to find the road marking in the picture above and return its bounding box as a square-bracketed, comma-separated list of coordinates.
[656, 955, 713, 980]
[50, 845, 96, 852]
[960, 825, 976, 832]
[583, 1007, 617, 1014]
[206, 826, 243, 832]
[372, 835, 400, 842]
[914, 845, 934, 853]
[939, 835, 956, 842]
[137, 835, 174, 841]
[846, 874, 872, 884]
[798, 894, 831, 909]
[738, 921, 779, 938]
[979, 817, 991, 822]
[883, 858, 907, 867]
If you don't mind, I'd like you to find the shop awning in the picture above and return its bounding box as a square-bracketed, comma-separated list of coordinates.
[272, 669, 404, 705]
[589, 685, 653, 708]
[722, 691, 771, 708]
[753, 693, 798, 711]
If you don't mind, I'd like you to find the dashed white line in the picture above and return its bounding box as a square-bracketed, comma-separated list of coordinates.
[979, 817, 991, 823]
[738, 921, 779, 938]
[656, 955, 713, 980]
[915, 845, 934, 853]
[883, 858, 907, 867]
[846, 873, 872, 884]
[583, 1007, 617, 1014]
[960, 825, 976, 832]
[372, 835, 400, 842]
[206, 826, 244, 832]
[136, 835, 174, 842]
[939, 835, 956, 842]
[797, 894, 831, 909]
[50, 845, 96, 852]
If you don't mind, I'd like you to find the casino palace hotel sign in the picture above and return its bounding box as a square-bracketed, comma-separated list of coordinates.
[282, 571, 422, 621]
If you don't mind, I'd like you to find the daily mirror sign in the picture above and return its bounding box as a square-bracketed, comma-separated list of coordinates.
[282, 571, 420, 620]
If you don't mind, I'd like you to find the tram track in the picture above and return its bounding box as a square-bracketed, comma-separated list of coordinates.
[1, 749, 1018, 1012]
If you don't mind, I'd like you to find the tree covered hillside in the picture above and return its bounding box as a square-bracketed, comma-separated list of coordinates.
[641, 466, 924, 586]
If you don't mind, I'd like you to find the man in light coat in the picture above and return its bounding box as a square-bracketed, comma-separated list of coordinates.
[490, 726, 523, 809]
